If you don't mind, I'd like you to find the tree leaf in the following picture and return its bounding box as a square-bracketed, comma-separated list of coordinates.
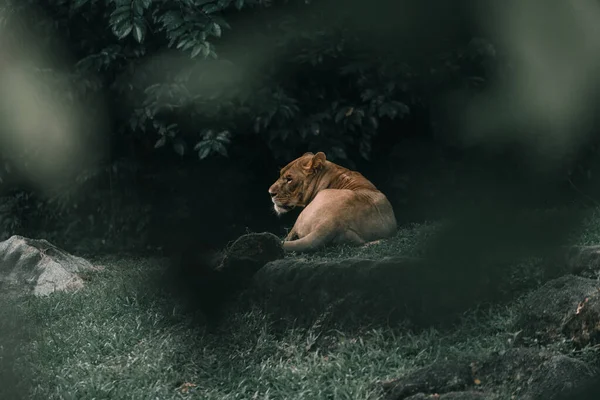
[191, 44, 203, 58]
[132, 0, 145, 16]
[203, 4, 220, 14]
[216, 131, 231, 144]
[109, 7, 132, 26]
[154, 136, 166, 148]
[202, 129, 215, 140]
[133, 21, 146, 43]
[198, 144, 212, 159]
[176, 38, 191, 49]
[212, 23, 222, 38]
[212, 141, 228, 157]
[116, 23, 133, 39]
[201, 42, 211, 57]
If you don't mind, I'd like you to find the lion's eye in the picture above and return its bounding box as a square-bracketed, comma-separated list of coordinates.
[285, 177, 292, 183]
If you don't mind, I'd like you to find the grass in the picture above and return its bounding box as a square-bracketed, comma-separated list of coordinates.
[3, 210, 600, 400]
[0, 247, 517, 400]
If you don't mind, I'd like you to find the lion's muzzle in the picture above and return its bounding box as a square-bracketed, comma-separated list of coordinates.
[272, 198, 294, 215]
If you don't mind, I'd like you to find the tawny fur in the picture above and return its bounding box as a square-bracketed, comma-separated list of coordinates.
[268, 152, 397, 252]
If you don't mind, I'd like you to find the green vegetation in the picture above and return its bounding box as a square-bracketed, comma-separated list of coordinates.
[0, 0, 449, 164]
[2, 257, 517, 400]
[3, 217, 600, 400]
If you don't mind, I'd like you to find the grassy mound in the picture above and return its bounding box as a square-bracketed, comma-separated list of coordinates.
[248, 215, 585, 328]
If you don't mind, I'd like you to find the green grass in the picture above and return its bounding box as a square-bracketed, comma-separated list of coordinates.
[1, 255, 519, 400]
[3, 211, 600, 400]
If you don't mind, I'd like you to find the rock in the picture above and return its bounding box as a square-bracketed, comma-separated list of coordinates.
[382, 348, 598, 400]
[404, 392, 490, 400]
[216, 232, 284, 285]
[172, 232, 284, 320]
[401, 395, 428, 400]
[251, 256, 437, 326]
[561, 289, 600, 347]
[381, 361, 472, 400]
[247, 240, 600, 329]
[470, 348, 550, 390]
[470, 349, 597, 400]
[249, 254, 529, 328]
[0, 235, 95, 296]
[550, 378, 600, 400]
[527, 355, 597, 400]
[514, 275, 599, 341]
[434, 393, 490, 400]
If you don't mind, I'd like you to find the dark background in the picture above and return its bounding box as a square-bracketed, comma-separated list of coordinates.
[1, 0, 600, 257]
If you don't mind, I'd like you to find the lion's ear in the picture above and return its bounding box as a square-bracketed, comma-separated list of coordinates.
[302, 152, 314, 157]
[313, 152, 326, 169]
[303, 151, 326, 172]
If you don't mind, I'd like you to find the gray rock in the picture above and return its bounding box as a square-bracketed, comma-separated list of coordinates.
[217, 232, 285, 279]
[527, 355, 597, 400]
[249, 255, 499, 327]
[0, 235, 95, 296]
[382, 348, 598, 400]
[381, 360, 472, 400]
[404, 392, 491, 400]
[561, 289, 600, 347]
[514, 275, 599, 340]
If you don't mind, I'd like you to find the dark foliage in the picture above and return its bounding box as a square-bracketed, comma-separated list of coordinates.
[0, 0, 599, 252]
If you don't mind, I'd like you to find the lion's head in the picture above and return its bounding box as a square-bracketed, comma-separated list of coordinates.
[268, 152, 327, 215]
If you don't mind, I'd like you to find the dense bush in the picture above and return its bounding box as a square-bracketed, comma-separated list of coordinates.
[0, 0, 493, 167]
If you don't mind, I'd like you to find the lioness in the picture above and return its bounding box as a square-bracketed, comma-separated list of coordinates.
[268, 151, 397, 252]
